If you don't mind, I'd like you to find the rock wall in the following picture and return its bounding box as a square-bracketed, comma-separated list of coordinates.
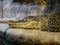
[1, 0, 60, 18]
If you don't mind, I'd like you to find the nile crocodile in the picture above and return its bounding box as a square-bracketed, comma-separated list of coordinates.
[9, 13, 60, 32]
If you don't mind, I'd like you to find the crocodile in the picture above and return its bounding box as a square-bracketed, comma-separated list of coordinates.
[9, 13, 60, 32]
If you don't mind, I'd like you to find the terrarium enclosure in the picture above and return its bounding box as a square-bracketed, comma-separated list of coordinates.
[0, 0, 60, 45]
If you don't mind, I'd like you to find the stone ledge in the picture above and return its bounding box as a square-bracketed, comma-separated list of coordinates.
[6, 28, 60, 44]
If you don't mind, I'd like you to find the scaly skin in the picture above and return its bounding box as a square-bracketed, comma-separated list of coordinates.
[9, 13, 60, 32]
